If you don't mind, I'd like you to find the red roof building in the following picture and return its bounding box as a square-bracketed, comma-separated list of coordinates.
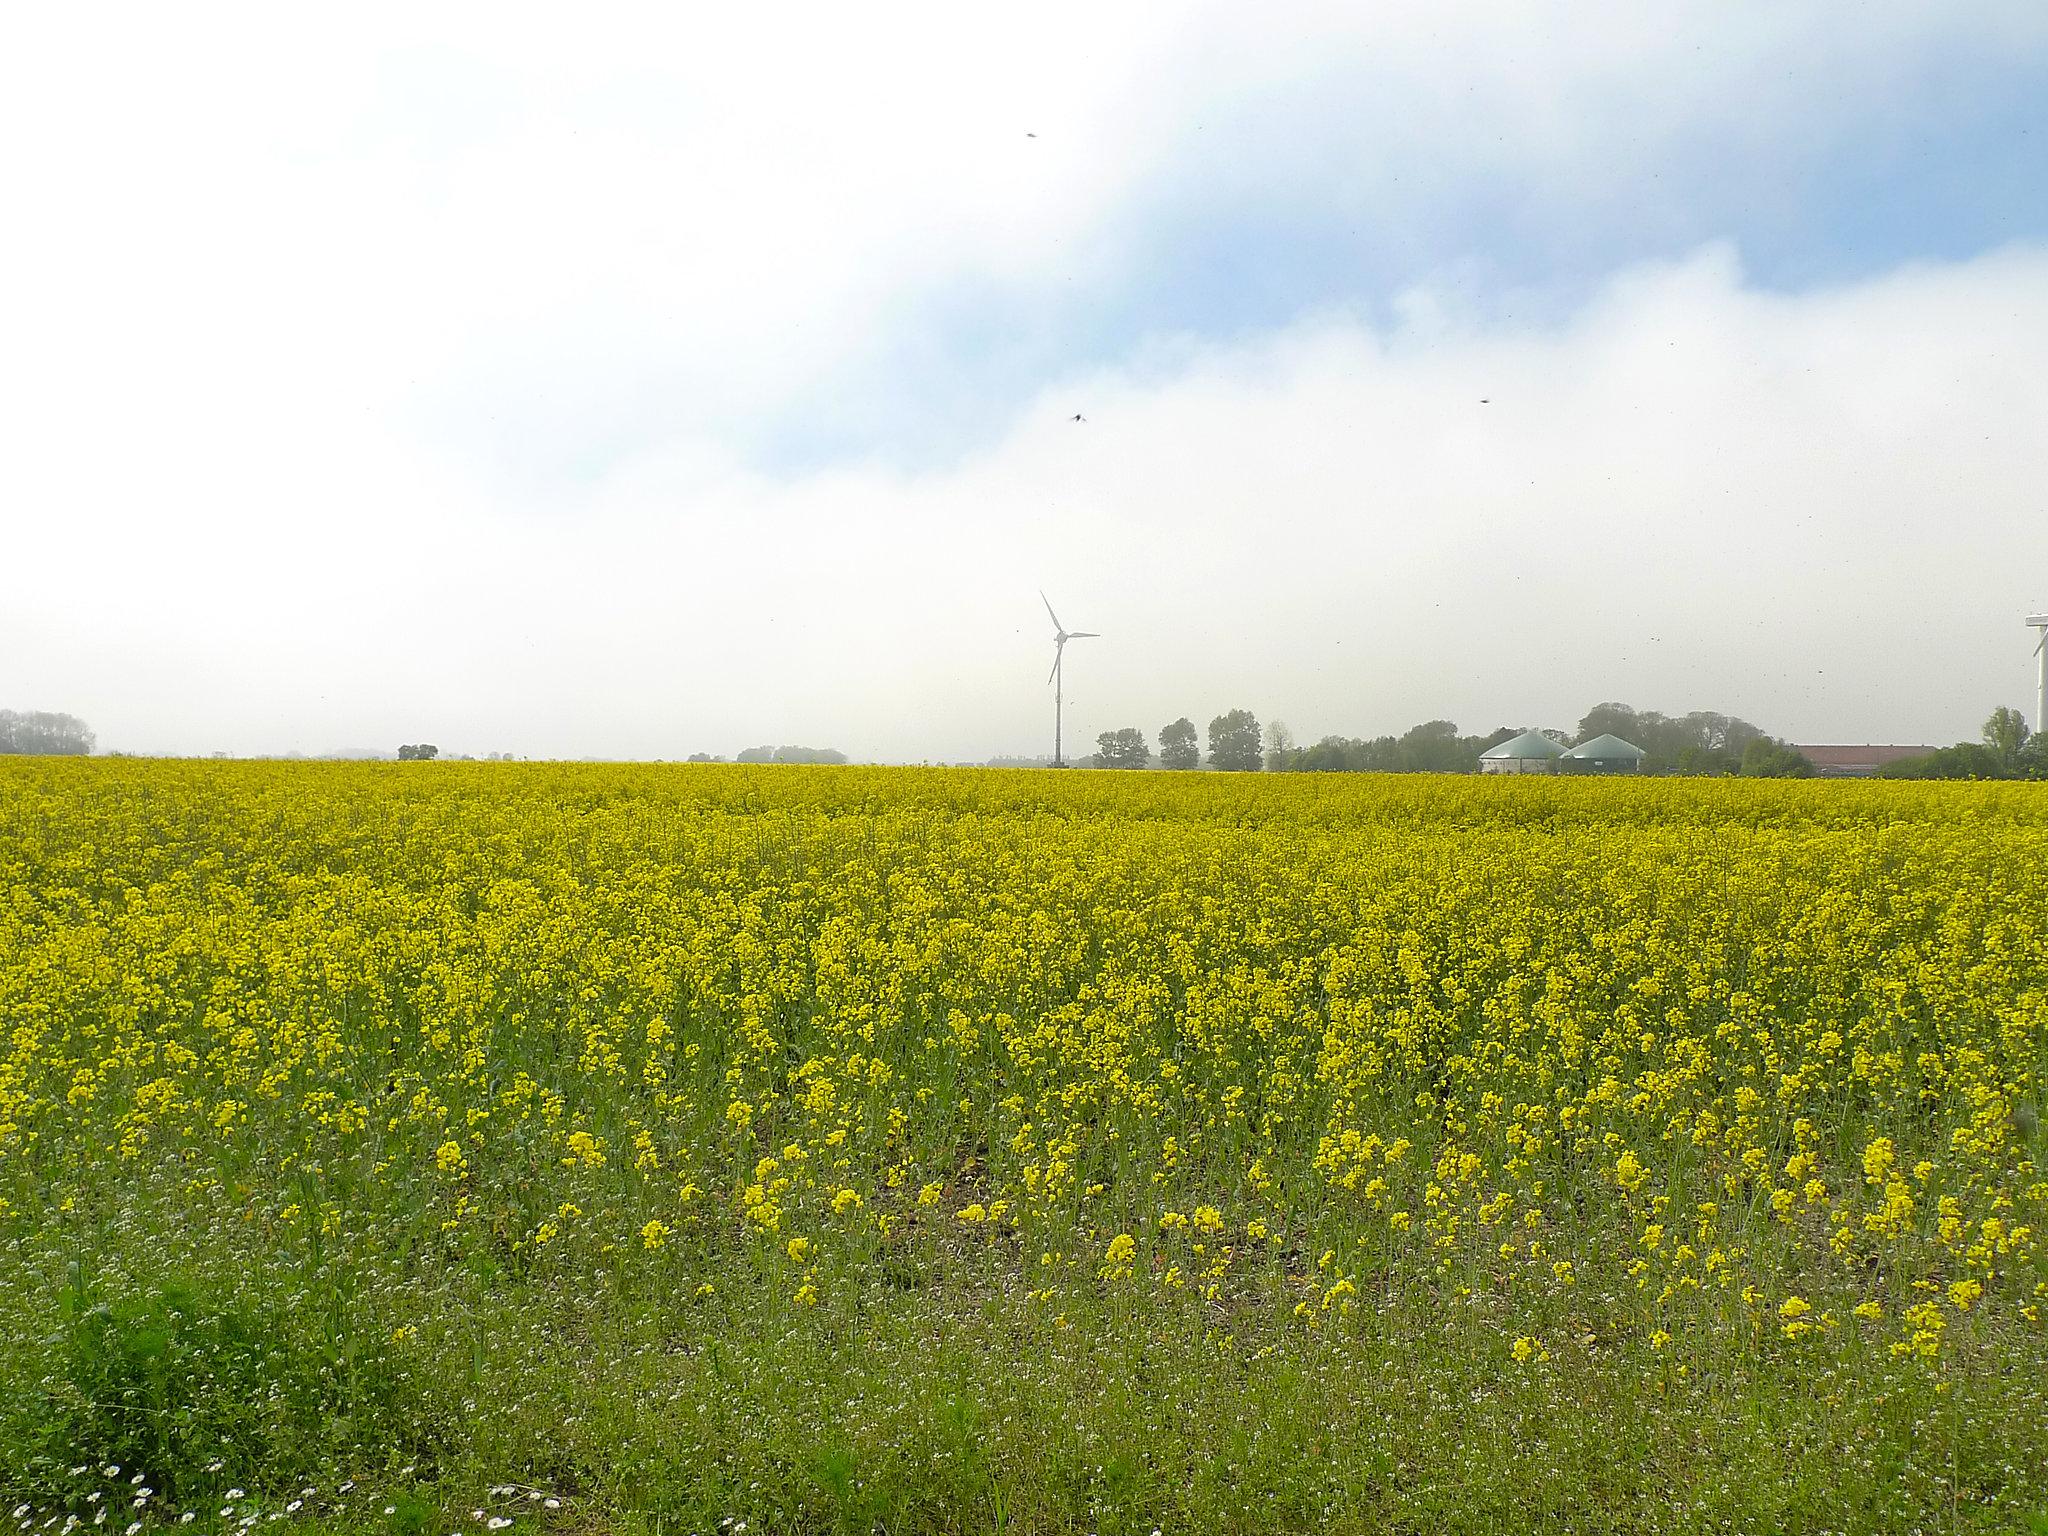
[1792, 744, 1940, 777]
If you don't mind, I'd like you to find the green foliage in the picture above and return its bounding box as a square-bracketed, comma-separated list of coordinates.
[2021, 733, 2048, 780]
[1575, 702, 1765, 773]
[9, 1269, 424, 1509]
[1739, 738, 1815, 778]
[1280, 724, 1522, 774]
[1867, 710, 2047, 781]
[1875, 743, 2010, 780]
[48, 1277, 276, 1498]
[395, 744, 439, 761]
[1396, 719, 1474, 773]
[1158, 718, 1200, 770]
[1092, 727, 1150, 769]
[1984, 706, 2032, 773]
[1205, 709, 1262, 771]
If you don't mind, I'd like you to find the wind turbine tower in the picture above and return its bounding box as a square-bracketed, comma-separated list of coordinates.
[2031, 613, 2048, 733]
[1041, 591, 1099, 768]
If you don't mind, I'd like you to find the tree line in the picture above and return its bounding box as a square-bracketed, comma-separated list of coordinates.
[1092, 702, 1817, 776]
[1873, 707, 2048, 780]
[0, 710, 94, 755]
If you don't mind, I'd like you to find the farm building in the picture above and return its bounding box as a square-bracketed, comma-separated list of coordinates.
[1479, 731, 1567, 774]
[1559, 733, 1647, 773]
[1790, 744, 1939, 778]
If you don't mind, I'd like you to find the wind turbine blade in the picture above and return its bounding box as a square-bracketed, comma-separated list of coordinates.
[1047, 648, 1063, 685]
[2036, 632, 2046, 656]
[1067, 631, 1100, 639]
[1040, 590, 1063, 632]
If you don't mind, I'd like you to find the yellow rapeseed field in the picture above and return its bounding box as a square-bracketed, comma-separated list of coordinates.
[2, 759, 2046, 1530]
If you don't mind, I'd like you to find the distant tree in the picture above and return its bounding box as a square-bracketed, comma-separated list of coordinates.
[771, 746, 849, 765]
[1397, 719, 1470, 773]
[1984, 706, 2031, 773]
[1283, 733, 1409, 772]
[0, 709, 95, 755]
[1576, 702, 1644, 749]
[2018, 731, 2048, 781]
[1291, 735, 1355, 772]
[396, 743, 439, 761]
[1874, 743, 2007, 780]
[1576, 702, 1767, 773]
[1094, 727, 1150, 769]
[1264, 720, 1300, 772]
[1738, 739, 1814, 778]
[735, 746, 774, 763]
[1159, 718, 1200, 770]
[1207, 710, 1262, 771]
[1676, 745, 1740, 776]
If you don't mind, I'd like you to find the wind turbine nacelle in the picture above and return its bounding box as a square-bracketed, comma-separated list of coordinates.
[2029, 615, 2048, 627]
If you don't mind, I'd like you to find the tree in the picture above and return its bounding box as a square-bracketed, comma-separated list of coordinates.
[396, 743, 439, 761]
[1264, 720, 1300, 772]
[1159, 718, 1200, 770]
[1677, 745, 1740, 776]
[2018, 731, 2048, 780]
[1397, 719, 1468, 773]
[1738, 738, 1814, 778]
[0, 709, 95, 755]
[1094, 727, 1150, 768]
[1207, 710, 1262, 771]
[1292, 735, 1357, 772]
[1573, 702, 1769, 773]
[1874, 743, 2006, 780]
[1983, 706, 2031, 772]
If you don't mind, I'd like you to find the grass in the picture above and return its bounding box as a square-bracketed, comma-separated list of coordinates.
[7, 1224, 2043, 1534]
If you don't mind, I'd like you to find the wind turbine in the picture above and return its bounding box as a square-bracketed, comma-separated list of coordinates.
[2030, 613, 2048, 734]
[1041, 591, 1098, 768]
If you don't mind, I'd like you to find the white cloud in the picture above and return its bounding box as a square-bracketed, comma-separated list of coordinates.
[7, 241, 2044, 757]
[2, 4, 2045, 755]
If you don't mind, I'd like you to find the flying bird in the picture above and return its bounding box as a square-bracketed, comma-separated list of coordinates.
[1071, 413, 1085, 422]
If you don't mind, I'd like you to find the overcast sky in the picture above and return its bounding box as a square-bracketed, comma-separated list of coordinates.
[4, 3, 2047, 761]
